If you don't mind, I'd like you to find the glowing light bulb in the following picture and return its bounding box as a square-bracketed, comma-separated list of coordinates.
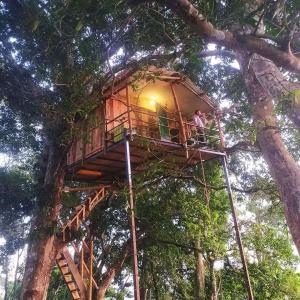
[149, 95, 157, 106]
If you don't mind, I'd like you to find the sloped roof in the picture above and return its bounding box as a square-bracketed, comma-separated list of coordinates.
[102, 66, 215, 112]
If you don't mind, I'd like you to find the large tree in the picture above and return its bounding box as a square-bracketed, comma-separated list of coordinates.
[2, 0, 300, 298]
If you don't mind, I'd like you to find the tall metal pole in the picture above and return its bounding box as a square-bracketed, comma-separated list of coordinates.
[88, 239, 94, 300]
[124, 130, 141, 300]
[222, 156, 254, 300]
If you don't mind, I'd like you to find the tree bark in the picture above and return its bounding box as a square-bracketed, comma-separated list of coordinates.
[209, 260, 218, 300]
[241, 54, 300, 253]
[21, 140, 66, 300]
[250, 54, 300, 131]
[194, 240, 205, 300]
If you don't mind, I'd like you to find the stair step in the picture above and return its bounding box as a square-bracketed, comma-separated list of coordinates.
[64, 274, 74, 282]
[68, 282, 78, 291]
[60, 266, 69, 274]
[57, 247, 88, 300]
[69, 286, 79, 292]
[71, 290, 81, 299]
[57, 256, 65, 262]
[56, 259, 68, 268]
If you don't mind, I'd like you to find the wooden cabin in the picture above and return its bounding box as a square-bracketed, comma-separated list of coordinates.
[66, 67, 224, 182]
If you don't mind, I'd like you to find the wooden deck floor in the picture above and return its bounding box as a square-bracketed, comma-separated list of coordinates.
[65, 136, 225, 183]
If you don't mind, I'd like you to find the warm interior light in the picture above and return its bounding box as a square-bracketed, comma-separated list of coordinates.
[139, 93, 159, 111]
[149, 95, 157, 105]
[77, 169, 102, 177]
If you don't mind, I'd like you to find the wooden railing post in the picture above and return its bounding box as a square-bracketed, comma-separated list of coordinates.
[76, 215, 79, 230]
[170, 83, 188, 158]
[80, 245, 84, 279]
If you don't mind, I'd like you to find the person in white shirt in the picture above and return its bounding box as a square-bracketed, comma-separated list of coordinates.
[192, 110, 206, 143]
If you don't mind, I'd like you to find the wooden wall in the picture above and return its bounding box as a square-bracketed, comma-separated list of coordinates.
[67, 105, 105, 165]
[66, 91, 197, 166]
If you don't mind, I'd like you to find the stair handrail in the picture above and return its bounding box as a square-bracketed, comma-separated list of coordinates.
[61, 187, 107, 236]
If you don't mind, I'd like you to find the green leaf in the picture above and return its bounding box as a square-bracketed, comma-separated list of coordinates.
[32, 20, 39, 31]
[75, 20, 84, 32]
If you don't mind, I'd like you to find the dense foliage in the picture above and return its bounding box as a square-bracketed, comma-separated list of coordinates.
[1, 0, 300, 299]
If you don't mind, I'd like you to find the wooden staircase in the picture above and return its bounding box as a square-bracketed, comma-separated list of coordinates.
[61, 187, 108, 242]
[56, 186, 109, 300]
[56, 247, 87, 299]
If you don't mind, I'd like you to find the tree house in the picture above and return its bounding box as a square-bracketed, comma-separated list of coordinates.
[66, 66, 225, 182]
[57, 67, 253, 300]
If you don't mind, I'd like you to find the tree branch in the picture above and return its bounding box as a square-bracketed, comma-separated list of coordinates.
[91, 51, 178, 99]
[130, 0, 300, 73]
[225, 141, 260, 155]
[197, 50, 236, 59]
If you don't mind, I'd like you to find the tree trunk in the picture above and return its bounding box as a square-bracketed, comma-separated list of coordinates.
[4, 255, 9, 300]
[21, 140, 66, 300]
[194, 240, 205, 300]
[140, 254, 149, 300]
[96, 243, 130, 300]
[209, 260, 218, 300]
[250, 54, 300, 131]
[150, 261, 160, 300]
[241, 53, 300, 253]
[11, 248, 22, 299]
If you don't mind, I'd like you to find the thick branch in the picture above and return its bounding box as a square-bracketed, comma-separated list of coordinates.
[138, 171, 271, 195]
[131, 0, 300, 73]
[197, 50, 236, 59]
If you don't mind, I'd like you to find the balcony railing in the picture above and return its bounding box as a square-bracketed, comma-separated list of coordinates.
[105, 106, 221, 148]
[67, 106, 223, 166]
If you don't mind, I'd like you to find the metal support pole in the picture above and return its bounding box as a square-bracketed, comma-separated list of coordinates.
[124, 130, 141, 300]
[222, 156, 254, 300]
[88, 239, 94, 300]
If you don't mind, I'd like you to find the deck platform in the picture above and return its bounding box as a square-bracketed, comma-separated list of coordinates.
[66, 134, 225, 183]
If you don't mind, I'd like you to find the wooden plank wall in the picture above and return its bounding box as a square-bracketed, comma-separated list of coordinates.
[67, 105, 105, 165]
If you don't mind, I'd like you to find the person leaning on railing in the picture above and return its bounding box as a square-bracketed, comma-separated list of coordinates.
[192, 109, 208, 144]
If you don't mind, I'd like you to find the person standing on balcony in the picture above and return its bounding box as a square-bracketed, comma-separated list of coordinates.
[192, 110, 207, 144]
